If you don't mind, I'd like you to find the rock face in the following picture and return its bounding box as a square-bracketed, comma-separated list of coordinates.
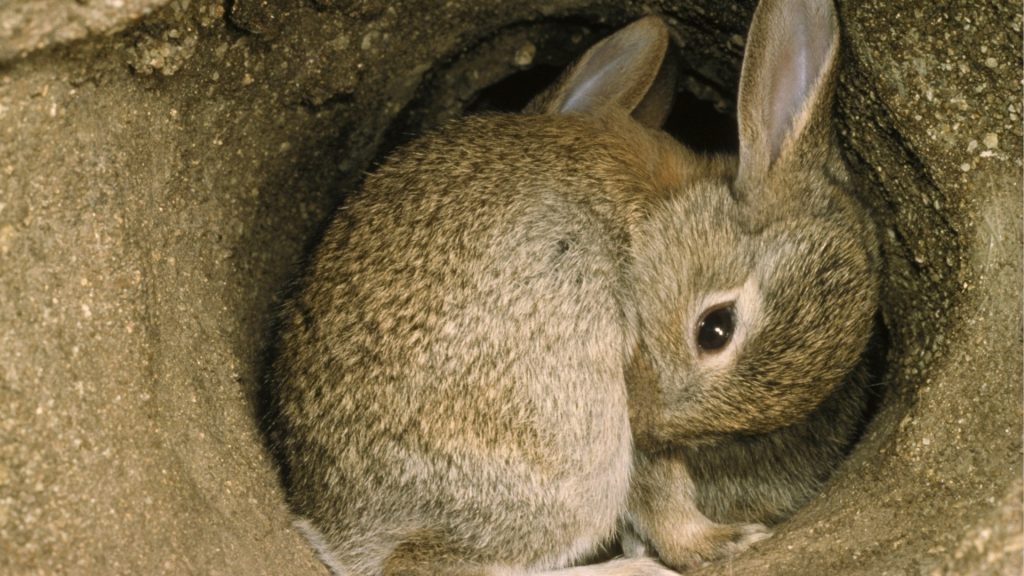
[0, 1, 1019, 574]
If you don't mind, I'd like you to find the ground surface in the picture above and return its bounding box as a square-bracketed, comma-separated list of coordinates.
[0, 1, 1020, 574]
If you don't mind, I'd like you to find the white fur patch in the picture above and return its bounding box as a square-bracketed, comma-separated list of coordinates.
[294, 518, 349, 575]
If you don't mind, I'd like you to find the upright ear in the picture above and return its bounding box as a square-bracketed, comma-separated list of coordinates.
[734, 0, 839, 195]
[525, 16, 678, 128]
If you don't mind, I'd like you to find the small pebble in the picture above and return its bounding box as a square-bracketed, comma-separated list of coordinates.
[514, 42, 536, 67]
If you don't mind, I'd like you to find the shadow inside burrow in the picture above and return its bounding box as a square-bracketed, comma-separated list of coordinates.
[376, 17, 741, 159]
[242, 111, 375, 493]
[464, 66, 738, 155]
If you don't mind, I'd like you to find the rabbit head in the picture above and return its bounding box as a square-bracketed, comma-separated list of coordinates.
[535, 2, 880, 448]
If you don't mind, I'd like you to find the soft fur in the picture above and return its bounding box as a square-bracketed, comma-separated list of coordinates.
[268, 1, 880, 574]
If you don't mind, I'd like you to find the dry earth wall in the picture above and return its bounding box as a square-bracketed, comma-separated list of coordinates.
[0, 1, 1020, 574]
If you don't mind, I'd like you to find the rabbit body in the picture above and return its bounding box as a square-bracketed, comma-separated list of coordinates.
[269, 1, 880, 574]
[274, 111, 696, 569]
[275, 113, 701, 575]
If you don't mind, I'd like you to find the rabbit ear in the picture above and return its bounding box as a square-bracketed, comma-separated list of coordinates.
[528, 16, 677, 128]
[734, 0, 839, 195]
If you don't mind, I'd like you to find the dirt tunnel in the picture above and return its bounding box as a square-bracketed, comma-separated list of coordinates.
[0, 1, 1020, 574]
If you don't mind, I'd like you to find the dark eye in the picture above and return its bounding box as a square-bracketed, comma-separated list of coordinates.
[696, 304, 736, 352]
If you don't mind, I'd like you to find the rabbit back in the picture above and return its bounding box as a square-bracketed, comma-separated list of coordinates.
[270, 113, 675, 574]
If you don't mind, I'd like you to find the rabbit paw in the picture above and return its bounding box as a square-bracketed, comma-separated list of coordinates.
[654, 521, 771, 571]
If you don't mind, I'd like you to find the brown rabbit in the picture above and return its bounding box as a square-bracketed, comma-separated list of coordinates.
[267, 0, 879, 573]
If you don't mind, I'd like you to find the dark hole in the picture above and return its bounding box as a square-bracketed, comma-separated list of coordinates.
[378, 20, 738, 165]
[854, 314, 891, 443]
[466, 65, 563, 114]
[664, 90, 738, 155]
[468, 65, 738, 155]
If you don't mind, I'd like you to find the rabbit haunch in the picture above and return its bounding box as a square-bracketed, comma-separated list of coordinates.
[268, 0, 879, 574]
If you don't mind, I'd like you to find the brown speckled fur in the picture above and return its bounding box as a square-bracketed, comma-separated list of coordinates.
[268, 1, 880, 574]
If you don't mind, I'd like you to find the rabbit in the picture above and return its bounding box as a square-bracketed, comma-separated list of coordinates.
[267, 0, 879, 573]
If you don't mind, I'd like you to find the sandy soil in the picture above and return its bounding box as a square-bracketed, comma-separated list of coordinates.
[0, 0, 1020, 574]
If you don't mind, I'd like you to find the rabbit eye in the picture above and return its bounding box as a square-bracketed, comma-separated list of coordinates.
[696, 304, 736, 352]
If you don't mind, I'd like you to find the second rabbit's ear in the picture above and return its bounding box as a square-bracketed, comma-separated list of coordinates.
[526, 16, 677, 128]
[735, 0, 840, 195]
